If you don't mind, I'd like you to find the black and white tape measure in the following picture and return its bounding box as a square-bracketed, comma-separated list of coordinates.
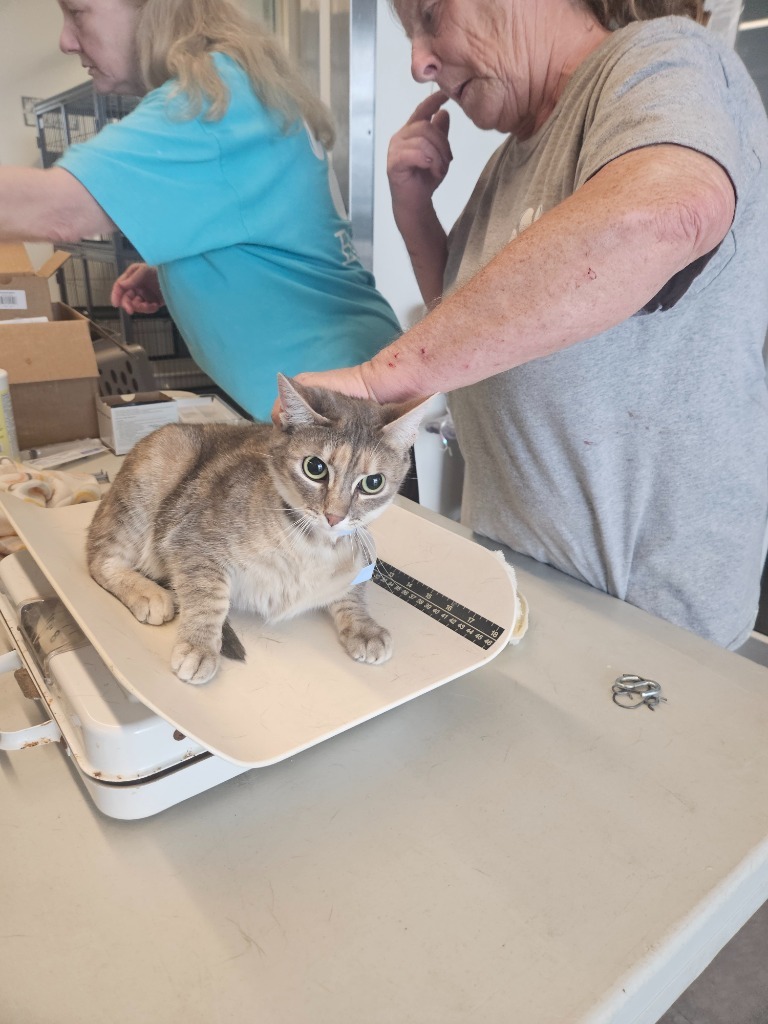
[372, 559, 505, 649]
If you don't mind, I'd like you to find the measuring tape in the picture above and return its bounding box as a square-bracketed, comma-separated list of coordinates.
[372, 559, 505, 649]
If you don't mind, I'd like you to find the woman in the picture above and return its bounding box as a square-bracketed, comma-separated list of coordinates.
[289, 0, 768, 650]
[0, 0, 400, 421]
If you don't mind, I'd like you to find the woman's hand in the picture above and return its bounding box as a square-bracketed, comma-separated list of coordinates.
[111, 263, 165, 314]
[388, 91, 452, 220]
[290, 366, 376, 401]
[387, 92, 453, 308]
[271, 364, 392, 425]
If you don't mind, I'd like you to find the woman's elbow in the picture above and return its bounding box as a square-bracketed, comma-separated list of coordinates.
[656, 172, 735, 262]
[43, 169, 116, 243]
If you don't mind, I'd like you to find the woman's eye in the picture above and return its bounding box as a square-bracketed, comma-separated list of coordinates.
[421, 1, 438, 30]
[303, 456, 328, 481]
[359, 474, 385, 494]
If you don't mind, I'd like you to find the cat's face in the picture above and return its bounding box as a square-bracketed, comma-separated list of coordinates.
[269, 374, 428, 541]
[274, 427, 410, 539]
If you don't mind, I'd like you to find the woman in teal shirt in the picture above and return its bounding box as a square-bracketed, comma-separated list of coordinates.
[2, 0, 400, 421]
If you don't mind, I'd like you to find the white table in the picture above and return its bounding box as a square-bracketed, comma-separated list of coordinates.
[2, 496, 768, 1024]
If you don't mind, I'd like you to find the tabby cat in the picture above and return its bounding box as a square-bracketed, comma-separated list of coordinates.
[86, 374, 426, 685]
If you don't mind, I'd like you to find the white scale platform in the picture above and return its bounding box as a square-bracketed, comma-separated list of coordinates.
[0, 493, 522, 780]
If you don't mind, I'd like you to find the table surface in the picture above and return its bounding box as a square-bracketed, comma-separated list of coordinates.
[2, 475, 768, 1024]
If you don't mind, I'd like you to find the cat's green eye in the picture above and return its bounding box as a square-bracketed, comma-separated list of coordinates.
[303, 456, 328, 481]
[359, 474, 385, 494]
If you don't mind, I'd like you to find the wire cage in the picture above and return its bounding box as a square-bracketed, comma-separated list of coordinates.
[59, 252, 117, 313]
[34, 83, 140, 169]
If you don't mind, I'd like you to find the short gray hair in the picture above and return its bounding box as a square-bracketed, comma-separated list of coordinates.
[578, 0, 709, 28]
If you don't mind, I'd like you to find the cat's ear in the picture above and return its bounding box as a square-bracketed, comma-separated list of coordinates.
[381, 396, 433, 450]
[276, 373, 332, 429]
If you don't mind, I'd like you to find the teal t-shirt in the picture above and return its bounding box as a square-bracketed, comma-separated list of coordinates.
[57, 53, 401, 419]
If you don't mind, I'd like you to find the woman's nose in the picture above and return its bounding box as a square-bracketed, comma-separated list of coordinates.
[411, 37, 440, 83]
[59, 23, 80, 55]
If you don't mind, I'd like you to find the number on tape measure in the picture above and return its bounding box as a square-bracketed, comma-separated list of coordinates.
[371, 559, 504, 649]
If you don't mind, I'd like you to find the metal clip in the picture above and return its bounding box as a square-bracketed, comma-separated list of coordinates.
[612, 673, 667, 711]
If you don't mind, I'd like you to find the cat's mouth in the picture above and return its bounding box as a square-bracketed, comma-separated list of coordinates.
[280, 503, 353, 542]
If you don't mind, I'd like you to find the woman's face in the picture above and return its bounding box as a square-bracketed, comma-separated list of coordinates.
[394, 0, 543, 135]
[57, 0, 144, 95]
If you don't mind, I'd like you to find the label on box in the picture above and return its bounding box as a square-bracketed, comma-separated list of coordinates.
[113, 409, 179, 453]
[0, 290, 27, 311]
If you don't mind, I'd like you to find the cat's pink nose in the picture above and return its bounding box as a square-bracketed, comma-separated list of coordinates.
[325, 512, 344, 527]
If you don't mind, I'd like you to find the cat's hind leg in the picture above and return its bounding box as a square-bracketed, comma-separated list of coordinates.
[88, 552, 176, 626]
[327, 588, 393, 665]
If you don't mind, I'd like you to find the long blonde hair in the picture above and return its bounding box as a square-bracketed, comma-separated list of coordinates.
[134, 0, 335, 148]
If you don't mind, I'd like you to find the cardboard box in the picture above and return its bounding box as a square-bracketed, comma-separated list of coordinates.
[0, 303, 100, 450]
[96, 392, 179, 455]
[0, 243, 70, 322]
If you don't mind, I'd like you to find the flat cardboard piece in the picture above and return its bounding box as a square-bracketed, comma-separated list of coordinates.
[0, 495, 519, 767]
[0, 243, 36, 276]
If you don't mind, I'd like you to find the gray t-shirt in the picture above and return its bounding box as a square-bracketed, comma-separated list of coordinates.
[445, 17, 768, 648]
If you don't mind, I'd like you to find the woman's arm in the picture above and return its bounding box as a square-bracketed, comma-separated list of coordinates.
[387, 92, 453, 308]
[0, 167, 115, 243]
[294, 144, 735, 405]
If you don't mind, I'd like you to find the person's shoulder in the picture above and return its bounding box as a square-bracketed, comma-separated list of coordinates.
[208, 51, 257, 100]
[209, 51, 247, 81]
[206, 51, 277, 123]
[607, 16, 761, 107]
[576, 14, 742, 103]
[609, 14, 731, 63]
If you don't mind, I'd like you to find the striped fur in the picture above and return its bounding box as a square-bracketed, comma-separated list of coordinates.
[87, 375, 427, 684]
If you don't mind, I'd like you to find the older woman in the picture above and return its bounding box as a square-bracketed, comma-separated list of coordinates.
[0, 0, 400, 421]
[292, 0, 768, 650]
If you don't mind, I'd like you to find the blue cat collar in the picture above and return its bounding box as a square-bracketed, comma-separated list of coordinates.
[352, 562, 375, 586]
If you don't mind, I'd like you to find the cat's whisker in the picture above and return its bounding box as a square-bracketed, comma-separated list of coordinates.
[278, 512, 316, 554]
[356, 529, 376, 567]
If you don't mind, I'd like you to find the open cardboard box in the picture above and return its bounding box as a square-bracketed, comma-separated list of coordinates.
[96, 391, 179, 455]
[0, 243, 71, 322]
[0, 303, 100, 450]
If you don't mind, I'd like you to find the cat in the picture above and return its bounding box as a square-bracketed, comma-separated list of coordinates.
[86, 373, 427, 685]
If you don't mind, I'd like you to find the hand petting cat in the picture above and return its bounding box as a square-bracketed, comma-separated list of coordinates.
[271, 362, 432, 424]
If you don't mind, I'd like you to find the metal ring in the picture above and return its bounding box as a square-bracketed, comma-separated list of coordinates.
[613, 673, 661, 695]
[612, 690, 648, 710]
[612, 673, 666, 711]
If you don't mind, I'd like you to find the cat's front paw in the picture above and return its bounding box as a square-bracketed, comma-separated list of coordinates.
[126, 582, 176, 626]
[340, 624, 393, 665]
[171, 642, 220, 684]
